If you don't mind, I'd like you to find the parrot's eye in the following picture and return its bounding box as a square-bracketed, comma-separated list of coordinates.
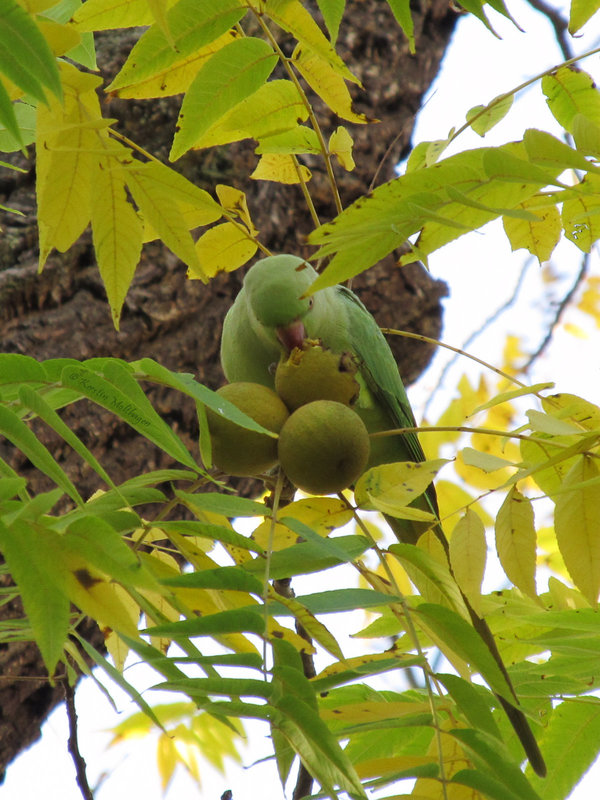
[308, 297, 314, 309]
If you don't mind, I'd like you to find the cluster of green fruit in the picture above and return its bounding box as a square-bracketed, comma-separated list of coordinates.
[206, 342, 370, 495]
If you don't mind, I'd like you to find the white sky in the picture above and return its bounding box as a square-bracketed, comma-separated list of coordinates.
[5, 2, 600, 799]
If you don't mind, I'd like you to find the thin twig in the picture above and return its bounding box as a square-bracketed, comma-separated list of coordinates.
[64, 680, 94, 800]
[522, 252, 590, 371]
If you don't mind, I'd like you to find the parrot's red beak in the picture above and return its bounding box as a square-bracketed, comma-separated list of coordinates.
[276, 319, 306, 353]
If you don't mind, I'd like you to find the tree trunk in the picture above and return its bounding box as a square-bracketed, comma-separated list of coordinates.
[0, 0, 457, 775]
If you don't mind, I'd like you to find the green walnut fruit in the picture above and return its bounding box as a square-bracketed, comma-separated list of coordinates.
[275, 339, 360, 411]
[206, 382, 289, 477]
[278, 399, 370, 495]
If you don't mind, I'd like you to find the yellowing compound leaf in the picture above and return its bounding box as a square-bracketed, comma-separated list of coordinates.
[268, 0, 358, 83]
[329, 126, 355, 170]
[111, 30, 237, 99]
[216, 184, 257, 234]
[555, 455, 600, 605]
[449, 509, 487, 613]
[467, 93, 513, 136]
[72, 0, 178, 31]
[495, 487, 537, 599]
[36, 63, 104, 267]
[292, 44, 368, 123]
[543, 66, 600, 133]
[125, 162, 204, 277]
[355, 460, 447, 521]
[251, 153, 311, 184]
[107, 0, 245, 92]
[562, 173, 600, 253]
[170, 37, 278, 160]
[193, 222, 258, 278]
[256, 125, 320, 155]
[192, 79, 307, 150]
[503, 199, 561, 263]
[91, 161, 143, 328]
[569, 0, 600, 33]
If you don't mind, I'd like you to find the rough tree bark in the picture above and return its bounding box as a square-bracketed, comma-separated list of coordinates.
[0, 0, 458, 777]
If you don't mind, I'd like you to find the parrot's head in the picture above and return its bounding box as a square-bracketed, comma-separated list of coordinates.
[244, 254, 318, 352]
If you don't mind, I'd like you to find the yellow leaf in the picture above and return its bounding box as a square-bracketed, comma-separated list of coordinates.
[65, 564, 140, 638]
[495, 488, 537, 599]
[157, 731, 178, 791]
[449, 509, 487, 613]
[193, 79, 307, 149]
[105, 584, 141, 669]
[503, 200, 562, 263]
[282, 496, 354, 533]
[111, 30, 236, 99]
[269, 587, 343, 660]
[355, 460, 447, 520]
[72, 0, 178, 31]
[252, 520, 299, 551]
[268, 0, 359, 83]
[329, 125, 355, 170]
[91, 160, 143, 328]
[37, 18, 81, 57]
[36, 63, 104, 267]
[125, 162, 204, 276]
[292, 44, 369, 123]
[321, 698, 431, 723]
[193, 222, 258, 278]
[543, 392, 600, 430]
[555, 455, 600, 605]
[250, 153, 311, 184]
[216, 184, 258, 235]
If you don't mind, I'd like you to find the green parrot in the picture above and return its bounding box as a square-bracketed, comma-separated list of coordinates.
[220, 254, 545, 777]
[221, 253, 435, 530]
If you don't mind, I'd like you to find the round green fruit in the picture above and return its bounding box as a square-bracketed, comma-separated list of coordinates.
[275, 339, 360, 411]
[207, 382, 289, 476]
[278, 400, 370, 495]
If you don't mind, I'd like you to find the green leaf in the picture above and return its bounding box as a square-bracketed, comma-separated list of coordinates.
[285, 588, 401, 614]
[438, 673, 502, 740]
[416, 603, 516, 701]
[451, 728, 542, 800]
[243, 535, 371, 579]
[146, 606, 265, 637]
[273, 693, 367, 799]
[18, 385, 116, 491]
[0, 97, 35, 152]
[0, 354, 48, 385]
[0, 0, 62, 102]
[316, 0, 345, 42]
[0, 405, 82, 505]
[0, 78, 23, 149]
[171, 37, 278, 160]
[0, 519, 69, 675]
[569, 0, 600, 33]
[60, 364, 199, 470]
[158, 520, 264, 553]
[155, 676, 272, 700]
[452, 768, 531, 800]
[543, 66, 600, 133]
[175, 490, 269, 519]
[65, 516, 161, 590]
[529, 698, 600, 797]
[163, 565, 263, 594]
[385, 0, 415, 52]
[135, 358, 275, 437]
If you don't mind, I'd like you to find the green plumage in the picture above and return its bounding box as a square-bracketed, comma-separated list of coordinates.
[221, 254, 437, 539]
